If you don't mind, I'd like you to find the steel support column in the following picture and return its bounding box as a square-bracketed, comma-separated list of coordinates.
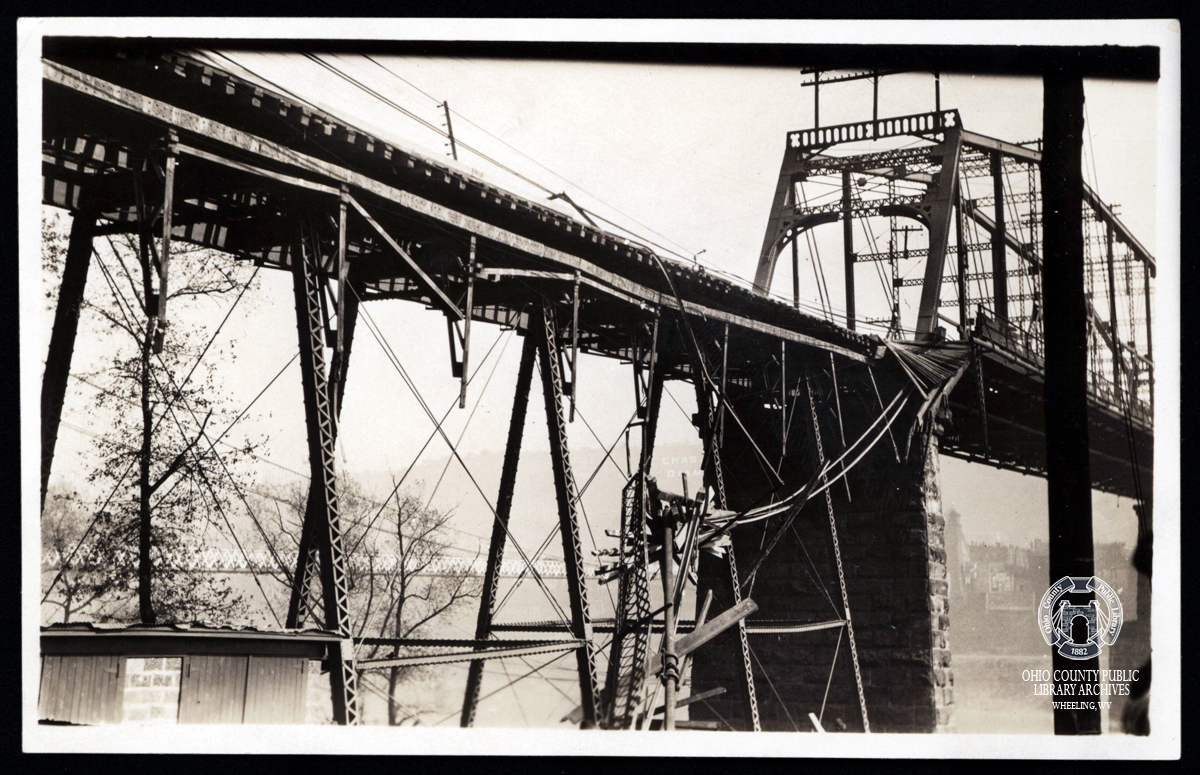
[1144, 264, 1153, 413]
[791, 234, 801, 310]
[956, 201, 968, 337]
[535, 301, 600, 727]
[291, 233, 358, 725]
[41, 211, 96, 511]
[601, 322, 663, 728]
[991, 152, 1008, 322]
[693, 353, 760, 732]
[842, 170, 856, 331]
[1105, 225, 1122, 399]
[460, 333, 538, 727]
[1042, 61, 1099, 736]
[287, 235, 362, 630]
[915, 128, 964, 338]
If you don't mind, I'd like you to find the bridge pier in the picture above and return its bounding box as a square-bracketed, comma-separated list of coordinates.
[693, 360, 954, 732]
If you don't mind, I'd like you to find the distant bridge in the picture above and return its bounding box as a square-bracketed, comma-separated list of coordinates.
[43, 546, 600, 579]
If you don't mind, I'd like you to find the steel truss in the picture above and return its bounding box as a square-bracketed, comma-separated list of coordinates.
[460, 333, 537, 727]
[460, 302, 601, 727]
[289, 221, 359, 725]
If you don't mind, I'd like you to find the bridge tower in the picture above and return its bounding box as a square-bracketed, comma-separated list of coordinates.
[694, 71, 1153, 733]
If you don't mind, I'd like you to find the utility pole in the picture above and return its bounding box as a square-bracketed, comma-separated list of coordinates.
[1041, 55, 1100, 736]
[660, 496, 679, 731]
[843, 170, 855, 330]
[442, 102, 458, 161]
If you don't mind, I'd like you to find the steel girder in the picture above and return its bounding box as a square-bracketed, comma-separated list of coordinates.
[41, 211, 96, 511]
[460, 332, 538, 727]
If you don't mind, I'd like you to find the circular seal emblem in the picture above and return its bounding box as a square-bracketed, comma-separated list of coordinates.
[1038, 576, 1123, 660]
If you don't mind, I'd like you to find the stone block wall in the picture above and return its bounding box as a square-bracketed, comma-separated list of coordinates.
[693, 365, 954, 732]
[123, 657, 183, 724]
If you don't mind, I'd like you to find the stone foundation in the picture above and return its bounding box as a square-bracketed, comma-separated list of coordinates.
[123, 657, 183, 724]
[693, 364, 953, 732]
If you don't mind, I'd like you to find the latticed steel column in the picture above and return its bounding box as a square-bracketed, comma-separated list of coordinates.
[694, 365, 760, 732]
[461, 332, 537, 727]
[287, 272, 361, 630]
[291, 237, 358, 725]
[535, 300, 600, 727]
[603, 347, 663, 729]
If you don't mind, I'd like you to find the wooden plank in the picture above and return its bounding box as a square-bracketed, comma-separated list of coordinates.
[99, 656, 118, 724]
[244, 656, 307, 724]
[52, 655, 68, 722]
[564, 599, 757, 724]
[37, 656, 54, 720]
[79, 655, 96, 724]
[649, 718, 722, 730]
[179, 654, 248, 724]
[653, 686, 727, 715]
[649, 599, 758, 674]
[44, 61, 870, 365]
[63, 655, 81, 723]
[74, 656, 90, 723]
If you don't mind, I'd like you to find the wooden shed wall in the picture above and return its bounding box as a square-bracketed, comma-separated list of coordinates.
[179, 654, 247, 723]
[38, 654, 124, 725]
[177, 654, 308, 724]
[244, 656, 308, 724]
[39, 634, 320, 725]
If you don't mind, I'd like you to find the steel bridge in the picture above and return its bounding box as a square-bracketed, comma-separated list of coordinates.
[39, 43, 1154, 731]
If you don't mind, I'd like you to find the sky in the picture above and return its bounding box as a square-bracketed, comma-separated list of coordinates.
[44, 51, 1156, 584]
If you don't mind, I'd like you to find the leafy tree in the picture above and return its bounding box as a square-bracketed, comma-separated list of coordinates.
[40, 209, 258, 625]
[257, 477, 480, 724]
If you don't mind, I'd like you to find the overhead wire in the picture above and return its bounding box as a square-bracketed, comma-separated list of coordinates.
[350, 285, 574, 628]
[88, 247, 286, 624]
[357, 53, 704, 262]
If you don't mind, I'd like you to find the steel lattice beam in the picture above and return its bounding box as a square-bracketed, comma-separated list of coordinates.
[535, 300, 601, 728]
[291, 229, 358, 725]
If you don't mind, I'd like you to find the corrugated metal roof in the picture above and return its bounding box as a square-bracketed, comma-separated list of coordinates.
[42, 621, 342, 641]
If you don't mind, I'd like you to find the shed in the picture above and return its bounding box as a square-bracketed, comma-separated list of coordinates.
[39, 623, 344, 725]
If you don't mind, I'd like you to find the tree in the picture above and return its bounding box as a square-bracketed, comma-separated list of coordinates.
[257, 477, 481, 724]
[40, 208, 259, 625]
[41, 486, 131, 623]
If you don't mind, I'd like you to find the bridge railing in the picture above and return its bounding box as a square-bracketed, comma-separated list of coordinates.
[972, 304, 1151, 422]
[973, 305, 1045, 365]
